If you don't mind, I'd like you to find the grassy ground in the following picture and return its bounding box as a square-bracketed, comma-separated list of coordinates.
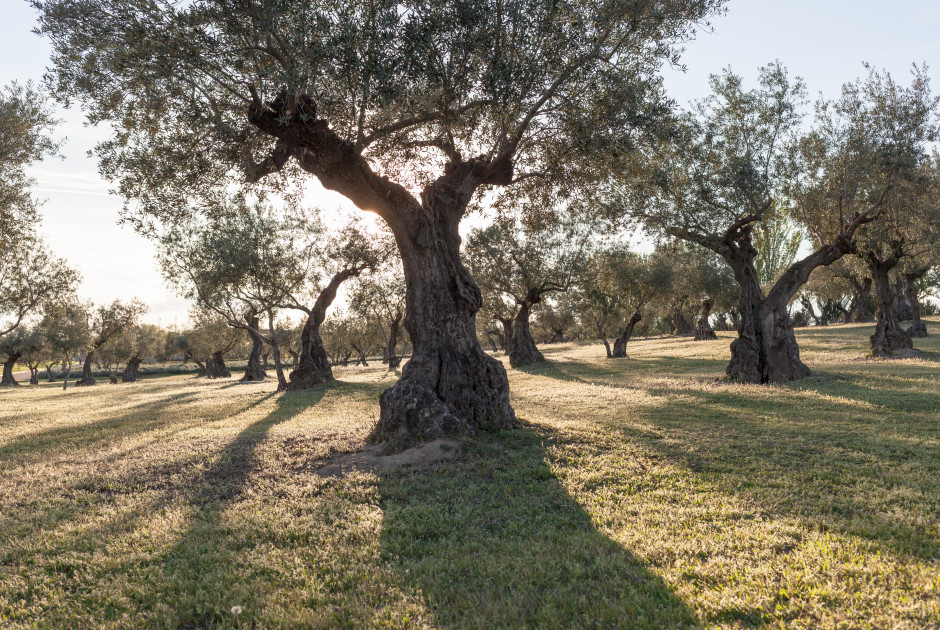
[0, 320, 938, 629]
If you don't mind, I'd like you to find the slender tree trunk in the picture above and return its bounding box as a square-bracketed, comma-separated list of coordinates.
[122, 356, 142, 382]
[694, 299, 718, 341]
[287, 270, 357, 391]
[241, 314, 267, 382]
[79, 351, 97, 386]
[905, 272, 928, 338]
[62, 359, 72, 391]
[509, 302, 545, 367]
[189, 353, 207, 376]
[44, 364, 56, 382]
[610, 311, 642, 358]
[29, 366, 39, 385]
[386, 313, 403, 369]
[868, 258, 912, 357]
[1, 353, 21, 386]
[266, 312, 288, 391]
[370, 182, 515, 444]
[800, 297, 822, 327]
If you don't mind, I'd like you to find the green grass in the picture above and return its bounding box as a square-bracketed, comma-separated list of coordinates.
[1, 320, 939, 628]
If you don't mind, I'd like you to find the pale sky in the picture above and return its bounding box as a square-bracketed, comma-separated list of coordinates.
[2, 1, 939, 326]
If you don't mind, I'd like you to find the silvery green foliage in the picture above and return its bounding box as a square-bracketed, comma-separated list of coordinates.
[34, 0, 724, 228]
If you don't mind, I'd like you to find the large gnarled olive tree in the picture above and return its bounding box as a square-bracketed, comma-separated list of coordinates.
[35, 0, 724, 442]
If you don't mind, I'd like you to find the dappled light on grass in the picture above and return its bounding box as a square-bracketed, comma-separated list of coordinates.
[0, 320, 939, 627]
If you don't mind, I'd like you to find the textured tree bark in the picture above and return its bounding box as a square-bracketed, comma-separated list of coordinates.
[724, 235, 810, 384]
[122, 356, 142, 382]
[241, 314, 267, 382]
[205, 351, 231, 378]
[610, 311, 642, 358]
[509, 302, 545, 367]
[868, 258, 913, 357]
[79, 352, 97, 386]
[370, 173, 515, 444]
[1, 353, 21, 386]
[694, 299, 718, 341]
[904, 272, 928, 338]
[248, 96, 514, 443]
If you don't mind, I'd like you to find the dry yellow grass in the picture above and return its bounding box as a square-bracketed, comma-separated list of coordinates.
[1, 320, 938, 628]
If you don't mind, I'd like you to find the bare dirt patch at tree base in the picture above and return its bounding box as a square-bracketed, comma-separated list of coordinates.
[315, 439, 460, 477]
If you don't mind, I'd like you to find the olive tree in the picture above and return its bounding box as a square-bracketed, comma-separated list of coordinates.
[0, 326, 41, 386]
[625, 64, 937, 383]
[41, 301, 91, 390]
[121, 323, 167, 382]
[465, 215, 589, 367]
[574, 244, 673, 358]
[35, 0, 724, 442]
[852, 151, 940, 354]
[0, 233, 80, 342]
[349, 263, 407, 369]
[78, 299, 148, 385]
[184, 310, 246, 378]
[0, 81, 60, 252]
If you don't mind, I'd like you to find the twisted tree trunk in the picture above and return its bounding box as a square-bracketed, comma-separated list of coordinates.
[694, 299, 718, 341]
[717, 227, 860, 384]
[44, 364, 56, 382]
[611, 311, 642, 358]
[287, 269, 356, 391]
[1, 353, 21, 386]
[249, 95, 514, 444]
[79, 352, 97, 386]
[867, 255, 912, 357]
[370, 167, 515, 443]
[28, 366, 39, 385]
[241, 314, 267, 382]
[205, 351, 231, 378]
[509, 302, 545, 367]
[122, 356, 142, 382]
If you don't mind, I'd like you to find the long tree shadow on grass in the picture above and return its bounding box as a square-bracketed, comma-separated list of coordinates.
[377, 422, 699, 630]
[624, 385, 940, 562]
[149, 387, 329, 627]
